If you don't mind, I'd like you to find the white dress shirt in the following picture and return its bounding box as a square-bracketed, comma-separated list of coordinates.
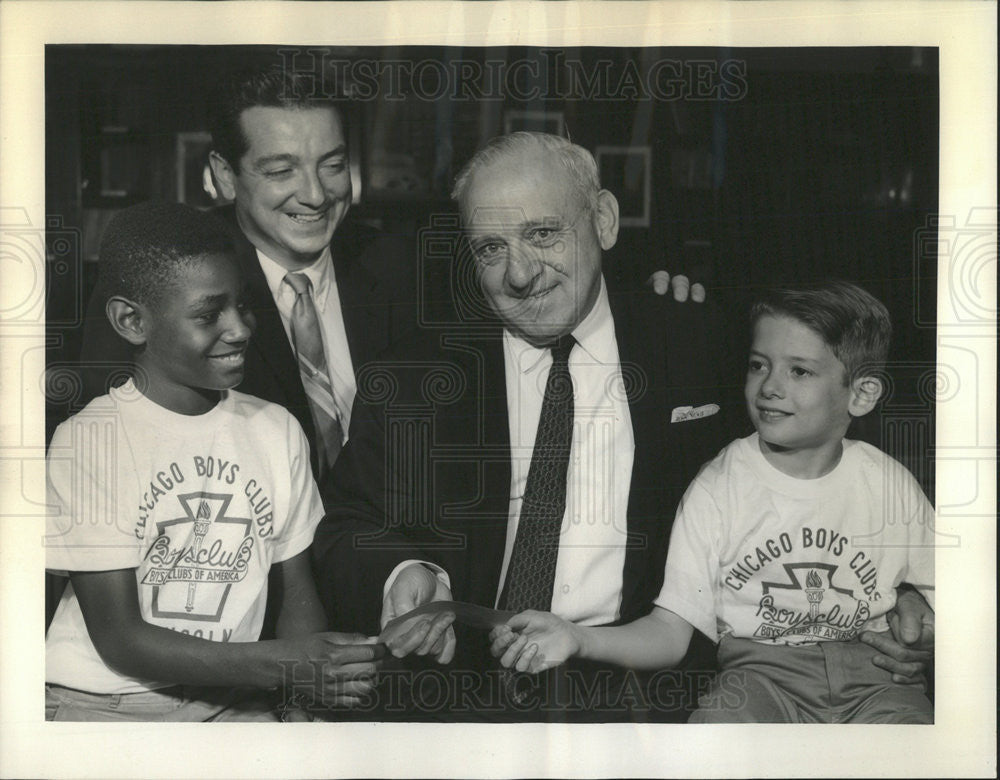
[384, 278, 635, 627]
[498, 277, 635, 625]
[257, 247, 357, 438]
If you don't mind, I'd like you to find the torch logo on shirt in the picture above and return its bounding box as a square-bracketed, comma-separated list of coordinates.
[141, 491, 254, 622]
[804, 569, 824, 620]
[753, 563, 866, 642]
[185, 500, 213, 612]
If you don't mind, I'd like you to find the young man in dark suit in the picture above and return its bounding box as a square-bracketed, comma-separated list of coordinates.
[76, 65, 416, 483]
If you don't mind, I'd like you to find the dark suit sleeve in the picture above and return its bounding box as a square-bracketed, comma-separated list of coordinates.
[310, 346, 448, 636]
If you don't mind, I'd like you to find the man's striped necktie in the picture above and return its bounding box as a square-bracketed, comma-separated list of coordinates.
[284, 271, 344, 479]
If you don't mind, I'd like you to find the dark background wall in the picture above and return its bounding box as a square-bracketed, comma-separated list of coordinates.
[45, 44, 938, 497]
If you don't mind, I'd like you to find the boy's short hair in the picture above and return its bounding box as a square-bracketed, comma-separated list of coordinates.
[208, 62, 344, 172]
[750, 281, 892, 382]
[99, 201, 235, 308]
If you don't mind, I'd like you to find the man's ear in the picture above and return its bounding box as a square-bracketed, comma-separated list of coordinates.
[848, 375, 884, 418]
[593, 189, 620, 251]
[209, 150, 238, 202]
[106, 296, 149, 347]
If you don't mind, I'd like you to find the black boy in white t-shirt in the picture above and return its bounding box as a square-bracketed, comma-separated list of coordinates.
[45, 202, 382, 721]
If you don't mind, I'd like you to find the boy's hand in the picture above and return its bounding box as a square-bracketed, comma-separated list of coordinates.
[489, 624, 521, 659]
[488, 610, 582, 674]
[291, 632, 385, 707]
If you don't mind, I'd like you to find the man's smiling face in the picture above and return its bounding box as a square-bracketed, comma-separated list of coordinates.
[219, 105, 352, 270]
[460, 150, 616, 346]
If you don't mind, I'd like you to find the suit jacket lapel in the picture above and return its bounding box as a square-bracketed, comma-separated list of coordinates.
[609, 287, 670, 617]
[331, 223, 381, 370]
[609, 286, 666, 490]
[444, 326, 511, 606]
[477, 330, 512, 605]
[219, 215, 317, 454]
[233, 231, 302, 391]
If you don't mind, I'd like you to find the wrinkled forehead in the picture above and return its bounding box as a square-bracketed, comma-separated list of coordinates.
[459, 155, 586, 231]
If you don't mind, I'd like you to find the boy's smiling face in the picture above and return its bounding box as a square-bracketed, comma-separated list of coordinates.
[134, 252, 255, 415]
[745, 314, 864, 477]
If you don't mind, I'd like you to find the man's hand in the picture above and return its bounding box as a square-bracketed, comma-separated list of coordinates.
[860, 589, 934, 685]
[645, 271, 706, 303]
[380, 564, 456, 663]
[289, 632, 384, 708]
[489, 610, 582, 674]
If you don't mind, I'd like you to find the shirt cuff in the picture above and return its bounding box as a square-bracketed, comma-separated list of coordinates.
[383, 560, 452, 601]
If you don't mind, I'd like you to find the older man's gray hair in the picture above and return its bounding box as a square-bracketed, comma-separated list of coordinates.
[451, 131, 602, 209]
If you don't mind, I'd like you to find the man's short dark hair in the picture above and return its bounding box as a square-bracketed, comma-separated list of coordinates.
[208, 62, 342, 172]
[99, 201, 235, 307]
[750, 280, 892, 383]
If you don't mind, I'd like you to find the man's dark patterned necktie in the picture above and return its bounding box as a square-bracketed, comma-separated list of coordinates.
[499, 335, 576, 613]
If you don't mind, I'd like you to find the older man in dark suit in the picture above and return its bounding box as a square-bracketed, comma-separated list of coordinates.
[312, 131, 734, 720]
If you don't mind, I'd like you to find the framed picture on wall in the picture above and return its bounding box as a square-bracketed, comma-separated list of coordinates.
[596, 145, 651, 228]
[81, 127, 150, 207]
[503, 109, 566, 137]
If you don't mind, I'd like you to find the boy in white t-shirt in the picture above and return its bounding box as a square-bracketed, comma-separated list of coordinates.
[45, 202, 381, 721]
[490, 281, 935, 723]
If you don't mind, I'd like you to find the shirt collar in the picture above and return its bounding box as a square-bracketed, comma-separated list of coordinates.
[504, 276, 616, 374]
[257, 246, 334, 305]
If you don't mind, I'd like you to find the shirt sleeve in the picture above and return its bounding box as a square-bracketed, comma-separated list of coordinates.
[654, 478, 723, 642]
[44, 413, 143, 573]
[271, 416, 325, 563]
[383, 560, 452, 601]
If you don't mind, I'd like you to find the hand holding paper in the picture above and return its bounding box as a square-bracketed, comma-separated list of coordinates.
[292, 632, 385, 707]
[380, 564, 456, 663]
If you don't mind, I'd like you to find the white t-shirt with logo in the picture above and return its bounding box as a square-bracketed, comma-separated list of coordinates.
[655, 434, 935, 646]
[45, 381, 324, 694]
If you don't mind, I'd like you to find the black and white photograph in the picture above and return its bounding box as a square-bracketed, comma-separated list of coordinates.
[596, 145, 651, 227]
[0, 2, 995, 778]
